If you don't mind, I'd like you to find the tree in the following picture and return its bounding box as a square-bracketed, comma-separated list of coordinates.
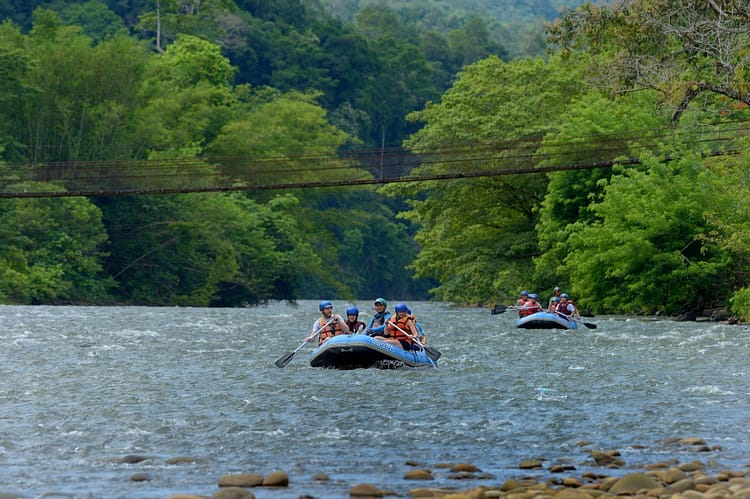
[101, 192, 317, 305]
[392, 55, 585, 304]
[0, 182, 112, 304]
[562, 153, 734, 314]
[534, 90, 666, 291]
[548, 0, 750, 123]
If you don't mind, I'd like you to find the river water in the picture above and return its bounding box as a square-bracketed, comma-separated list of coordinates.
[1, 301, 748, 498]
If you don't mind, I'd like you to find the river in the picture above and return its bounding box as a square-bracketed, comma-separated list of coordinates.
[0, 301, 748, 498]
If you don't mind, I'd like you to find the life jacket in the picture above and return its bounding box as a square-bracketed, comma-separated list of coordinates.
[386, 314, 417, 344]
[520, 301, 541, 317]
[556, 301, 574, 316]
[516, 298, 529, 317]
[317, 316, 344, 345]
[369, 311, 388, 328]
[346, 319, 366, 333]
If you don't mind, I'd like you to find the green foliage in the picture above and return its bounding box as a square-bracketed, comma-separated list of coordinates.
[393, 55, 585, 304]
[292, 188, 427, 300]
[534, 90, 666, 290]
[562, 154, 733, 314]
[100, 192, 316, 306]
[45, 0, 129, 41]
[729, 287, 750, 321]
[0, 183, 112, 303]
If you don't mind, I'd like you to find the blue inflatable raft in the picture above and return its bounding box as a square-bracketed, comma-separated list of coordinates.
[516, 311, 578, 330]
[309, 333, 437, 369]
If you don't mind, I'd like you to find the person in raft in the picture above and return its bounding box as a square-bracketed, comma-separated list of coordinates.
[515, 290, 529, 317]
[548, 295, 561, 313]
[556, 293, 581, 320]
[548, 286, 562, 309]
[366, 297, 391, 337]
[344, 306, 366, 334]
[380, 302, 423, 351]
[523, 293, 542, 316]
[306, 300, 350, 345]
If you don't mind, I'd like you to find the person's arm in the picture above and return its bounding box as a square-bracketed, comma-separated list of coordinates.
[334, 314, 350, 334]
[306, 319, 320, 342]
[415, 322, 427, 344]
[407, 318, 419, 337]
[368, 313, 391, 335]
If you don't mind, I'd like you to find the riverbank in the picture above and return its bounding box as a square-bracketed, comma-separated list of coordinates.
[160, 450, 749, 498]
[147, 437, 748, 498]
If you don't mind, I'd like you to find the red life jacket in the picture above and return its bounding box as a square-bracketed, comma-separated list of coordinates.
[556, 300, 575, 316]
[346, 319, 366, 333]
[520, 301, 541, 317]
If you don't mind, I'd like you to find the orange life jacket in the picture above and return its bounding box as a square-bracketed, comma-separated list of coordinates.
[386, 314, 417, 344]
[317, 316, 344, 345]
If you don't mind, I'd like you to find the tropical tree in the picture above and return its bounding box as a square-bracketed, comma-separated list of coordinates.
[393, 55, 584, 304]
[562, 153, 735, 315]
[548, 0, 750, 123]
[0, 182, 112, 304]
[534, 90, 667, 291]
[101, 192, 316, 305]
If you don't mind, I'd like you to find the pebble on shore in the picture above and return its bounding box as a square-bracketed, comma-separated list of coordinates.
[159, 438, 750, 498]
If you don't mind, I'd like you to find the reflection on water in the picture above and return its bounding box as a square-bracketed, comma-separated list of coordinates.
[0, 303, 748, 498]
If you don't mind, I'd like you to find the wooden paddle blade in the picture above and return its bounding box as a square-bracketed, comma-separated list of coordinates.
[274, 351, 296, 368]
[425, 346, 442, 361]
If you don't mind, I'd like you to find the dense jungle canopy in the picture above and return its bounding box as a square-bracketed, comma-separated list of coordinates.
[1, 0, 750, 320]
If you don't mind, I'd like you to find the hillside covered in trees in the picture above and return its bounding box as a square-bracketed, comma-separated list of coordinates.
[2, 1, 750, 320]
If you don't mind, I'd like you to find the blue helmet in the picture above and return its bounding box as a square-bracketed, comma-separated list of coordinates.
[528, 293, 538, 300]
[319, 300, 333, 311]
[521, 290, 529, 296]
[346, 306, 359, 316]
[394, 303, 409, 313]
[552, 296, 561, 303]
[561, 293, 569, 299]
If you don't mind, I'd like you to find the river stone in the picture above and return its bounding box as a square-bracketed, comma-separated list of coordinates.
[499, 478, 520, 491]
[608, 472, 661, 494]
[679, 437, 707, 446]
[218, 473, 264, 487]
[590, 450, 624, 467]
[211, 487, 254, 499]
[679, 460, 704, 472]
[130, 473, 151, 482]
[519, 459, 543, 469]
[553, 490, 597, 499]
[261, 470, 289, 486]
[350, 483, 385, 496]
[408, 487, 453, 497]
[404, 469, 433, 480]
[653, 467, 688, 484]
[666, 477, 696, 493]
[450, 463, 481, 472]
[167, 456, 198, 464]
[167, 495, 205, 499]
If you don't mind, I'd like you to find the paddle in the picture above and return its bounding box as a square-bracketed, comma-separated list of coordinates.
[574, 317, 598, 329]
[274, 318, 333, 368]
[387, 321, 440, 366]
[490, 304, 507, 315]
